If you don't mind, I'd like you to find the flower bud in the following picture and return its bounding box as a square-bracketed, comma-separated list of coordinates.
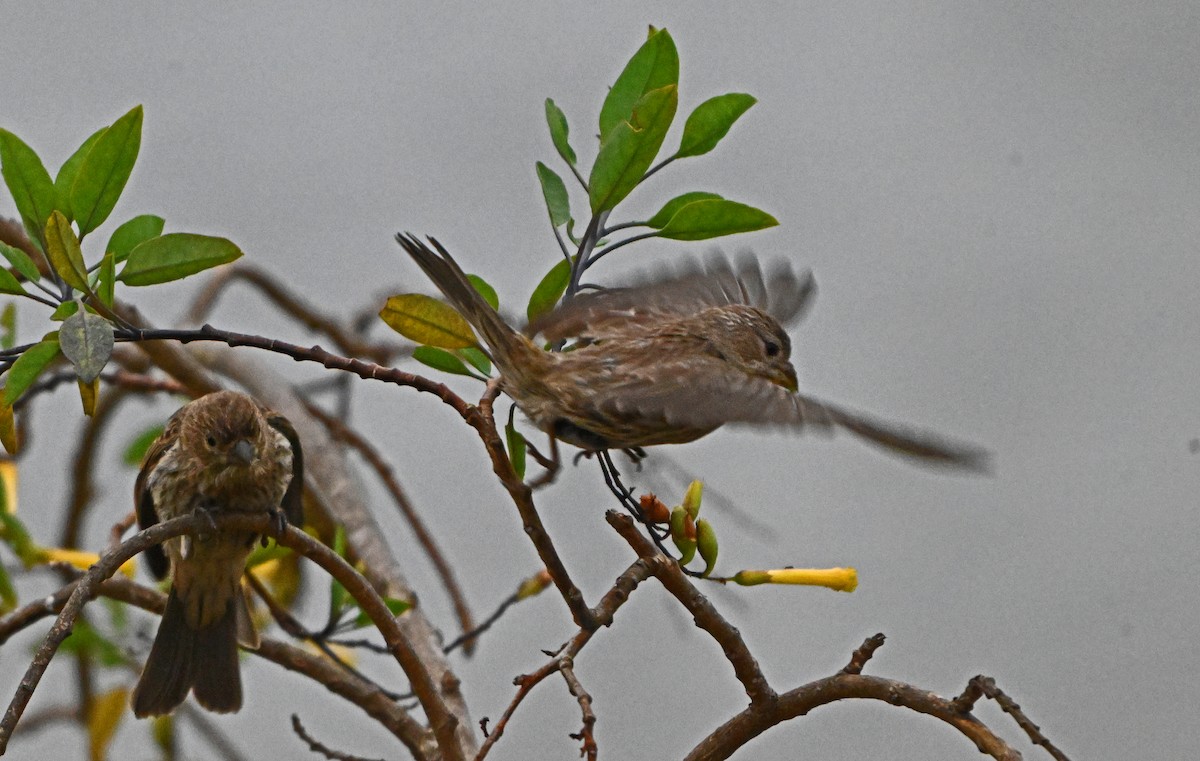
[732, 567, 858, 593]
[696, 518, 718, 578]
[670, 506, 696, 565]
[638, 493, 671, 524]
[682, 480, 703, 519]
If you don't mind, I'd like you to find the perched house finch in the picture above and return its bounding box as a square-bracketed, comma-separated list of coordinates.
[131, 390, 303, 717]
[396, 234, 986, 468]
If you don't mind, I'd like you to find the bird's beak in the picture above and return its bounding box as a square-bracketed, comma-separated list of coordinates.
[772, 365, 799, 393]
[231, 439, 256, 464]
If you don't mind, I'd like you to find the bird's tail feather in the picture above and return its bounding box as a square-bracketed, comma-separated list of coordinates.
[131, 587, 242, 717]
[395, 234, 526, 365]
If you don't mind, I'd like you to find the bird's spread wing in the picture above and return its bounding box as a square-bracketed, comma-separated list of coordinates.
[591, 354, 839, 435]
[593, 357, 988, 469]
[528, 254, 815, 343]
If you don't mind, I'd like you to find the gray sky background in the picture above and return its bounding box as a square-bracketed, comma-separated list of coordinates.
[3, 3, 1198, 760]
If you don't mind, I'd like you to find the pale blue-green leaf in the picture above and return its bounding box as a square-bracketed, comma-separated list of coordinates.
[59, 309, 114, 383]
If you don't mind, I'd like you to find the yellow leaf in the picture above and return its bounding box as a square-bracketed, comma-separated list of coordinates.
[0, 401, 16, 455]
[379, 293, 477, 349]
[0, 460, 16, 513]
[39, 547, 136, 578]
[88, 686, 128, 761]
[78, 377, 100, 416]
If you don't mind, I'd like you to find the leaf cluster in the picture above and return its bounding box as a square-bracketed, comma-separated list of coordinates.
[0, 107, 245, 425]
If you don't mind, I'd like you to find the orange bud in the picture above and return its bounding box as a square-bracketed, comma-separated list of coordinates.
[638, 493, 671, 523]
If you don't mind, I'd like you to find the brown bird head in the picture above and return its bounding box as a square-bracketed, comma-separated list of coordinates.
[177, 391, 275, 493]
[699, 304, 799, 392]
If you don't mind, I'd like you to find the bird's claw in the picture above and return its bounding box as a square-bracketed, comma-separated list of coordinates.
[261, 507, 288, 546]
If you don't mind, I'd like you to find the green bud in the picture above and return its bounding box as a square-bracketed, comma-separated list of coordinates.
[670, 506, 696, 565]
[682, 480, 703, 519]
[696, 519, 718, 577]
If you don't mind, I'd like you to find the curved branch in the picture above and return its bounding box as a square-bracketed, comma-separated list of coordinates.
[684, 674, 1020, 761]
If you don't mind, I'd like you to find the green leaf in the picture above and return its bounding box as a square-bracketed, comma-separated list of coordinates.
[4, 336, 60, 404]
[411, 346, 478, 378]
[646, 191, 723, 228]
[458, 346, 491, 376]
[118, 233, 242, 286]
[59, 310, 114, 383]
[535, 162, 570, 228]
[466, 274, 499, 311]
[525, 258, 571, 323]
[123, 424, 164, 466]
[0, 129, 57, 246]
[0, 510, 36, 562]
[656, 199, 779, 241]
[675, 93, 756, 159]
[0, 562, 15, 614]
[44, 211, 89, 291]
[0, 304, 16, 350]
[105, 214, 164, 263]
[71, 105, 144, 238]
[544, 99, 577, 166]
[590, 84, 678, 214]
[351, 596, 411, 629]
[97, 251, 115, 307]
[245, 540, 292, 569]
[0, 268, 25, 296]
[0, 241, 42, 283]
[53, 128, 105, 222]
[379, 294, 477, 349]
[329, 525, 349, 618]
[598, 29, 679, 143]
[59, 619, 127, 667]
[50, 301, 79, 321]
[505, 416, 527, 480]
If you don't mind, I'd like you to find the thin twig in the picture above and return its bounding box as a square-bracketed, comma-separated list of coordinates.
[559, 657, 597, 761]
[291, 713, 387, 761]
[957, 676, 1071, 761]
[474, 559, 651, 760]
[606, 512, 776, 705]
[184, 264, 402, 364]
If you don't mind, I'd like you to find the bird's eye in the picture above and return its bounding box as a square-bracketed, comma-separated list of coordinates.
[205, 436, 217, 447]
[763, 340, 781, 358]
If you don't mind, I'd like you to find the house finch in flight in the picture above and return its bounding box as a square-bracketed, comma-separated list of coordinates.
[395, 234, 986, 469]
[131, 390, 304, 717]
